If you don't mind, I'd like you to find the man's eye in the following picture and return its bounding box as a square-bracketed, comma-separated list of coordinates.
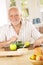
[15, 15, 19, 16]
[10, 15, 13, 17]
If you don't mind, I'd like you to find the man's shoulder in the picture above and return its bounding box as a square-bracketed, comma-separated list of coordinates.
[0, 24, 11, 31]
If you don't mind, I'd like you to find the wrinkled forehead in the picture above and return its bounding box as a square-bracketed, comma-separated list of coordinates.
[9, 8, 20, 15]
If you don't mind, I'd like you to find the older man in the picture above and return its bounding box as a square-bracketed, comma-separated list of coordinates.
[0, 7, 43, 48]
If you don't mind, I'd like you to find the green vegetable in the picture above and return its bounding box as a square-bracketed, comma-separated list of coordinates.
[16, 41, 24, 48]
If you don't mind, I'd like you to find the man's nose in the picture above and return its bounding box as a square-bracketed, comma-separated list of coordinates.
[12, 16, 15, 19]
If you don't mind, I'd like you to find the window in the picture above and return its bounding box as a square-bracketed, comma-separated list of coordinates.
[10, 0, 16, 7]
[6, 0, 29, 19]
[21, 0, 29, 18]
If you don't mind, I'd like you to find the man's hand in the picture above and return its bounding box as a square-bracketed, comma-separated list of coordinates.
[33, 40, 41, 48]
[33, 37, 42, 48]
[0, 36, 17, 48]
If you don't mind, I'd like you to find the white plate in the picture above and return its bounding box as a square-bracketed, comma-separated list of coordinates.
[0, 48, 28, 56]
[0, 51, 22, 56]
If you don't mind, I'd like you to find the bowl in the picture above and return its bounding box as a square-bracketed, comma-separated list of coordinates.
[29, 58, 43, 65]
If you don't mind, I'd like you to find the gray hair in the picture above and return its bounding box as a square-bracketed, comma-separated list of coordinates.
[8, 6, 21, 15]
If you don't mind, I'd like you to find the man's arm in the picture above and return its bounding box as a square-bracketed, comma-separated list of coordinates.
[0, 36, 17, 48]
[30, 22, 43, 47]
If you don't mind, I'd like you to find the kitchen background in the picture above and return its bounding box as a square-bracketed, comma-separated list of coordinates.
[0, 0, 43, 34]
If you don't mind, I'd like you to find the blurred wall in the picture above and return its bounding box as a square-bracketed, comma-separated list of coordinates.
[0, 0, 9, 26]
[28, 0, 41, 21]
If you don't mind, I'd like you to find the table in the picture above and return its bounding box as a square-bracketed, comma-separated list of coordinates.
[0, 50, 34, 65]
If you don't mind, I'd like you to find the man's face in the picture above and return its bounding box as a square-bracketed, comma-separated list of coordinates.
[9, 8, 21, 26]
